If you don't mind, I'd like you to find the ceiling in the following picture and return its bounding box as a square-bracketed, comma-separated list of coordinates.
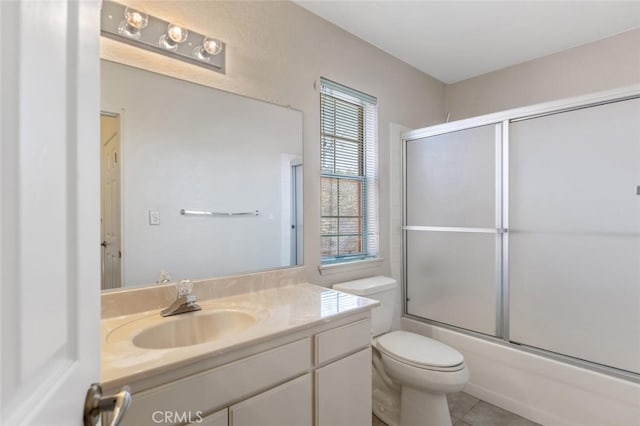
[295, 1, 640, 84]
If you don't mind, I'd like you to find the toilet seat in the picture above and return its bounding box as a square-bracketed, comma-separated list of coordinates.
[376, 330, 465, 372]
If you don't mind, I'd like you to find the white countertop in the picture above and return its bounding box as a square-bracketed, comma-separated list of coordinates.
[102, 283, 378, 387]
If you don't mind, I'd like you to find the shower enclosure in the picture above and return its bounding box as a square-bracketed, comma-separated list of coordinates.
[402, 88, 640, 378]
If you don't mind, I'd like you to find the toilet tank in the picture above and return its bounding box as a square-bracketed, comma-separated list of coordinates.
[333, 276, 397, 337]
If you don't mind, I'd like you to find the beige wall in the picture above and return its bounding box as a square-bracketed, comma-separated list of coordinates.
[445, 28, 640, 120]
[100, 2, 639, 291]
[101, 1, 445, 287]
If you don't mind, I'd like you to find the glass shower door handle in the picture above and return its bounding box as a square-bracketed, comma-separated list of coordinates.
[403, 226, 507, 234]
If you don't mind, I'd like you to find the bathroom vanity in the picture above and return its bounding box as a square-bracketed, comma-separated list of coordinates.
[101, 282, 378, 426]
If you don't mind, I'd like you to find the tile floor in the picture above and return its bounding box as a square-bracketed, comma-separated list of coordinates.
[372, 392, 540, 426]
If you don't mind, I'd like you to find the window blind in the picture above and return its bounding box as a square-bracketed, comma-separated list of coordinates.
[320, 78, 378, 262]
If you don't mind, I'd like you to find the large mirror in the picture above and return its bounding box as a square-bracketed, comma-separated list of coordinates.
[100, 60, 303, 290]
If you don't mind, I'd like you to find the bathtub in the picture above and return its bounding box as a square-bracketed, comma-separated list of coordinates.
[401, 317, 640, 426]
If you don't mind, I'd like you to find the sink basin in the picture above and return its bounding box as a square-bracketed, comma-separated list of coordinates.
[132, 309, 258, 349]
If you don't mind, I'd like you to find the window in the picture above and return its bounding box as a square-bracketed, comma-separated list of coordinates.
[320, 78, 378, 264]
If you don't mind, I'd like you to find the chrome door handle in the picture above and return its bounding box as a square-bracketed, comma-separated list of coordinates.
[83, 383, 131, 426]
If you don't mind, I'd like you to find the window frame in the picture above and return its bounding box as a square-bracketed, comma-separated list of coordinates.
[319, 78, 378, 265]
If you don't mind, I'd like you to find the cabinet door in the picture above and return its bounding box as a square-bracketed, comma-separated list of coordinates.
[230, 374, 312, 426]
[201, 408, 228, 426]
[316, 347, 372, 426]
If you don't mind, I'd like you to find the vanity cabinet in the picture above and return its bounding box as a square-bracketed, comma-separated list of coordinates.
[120, 338, 311, 426]
[117, 314, 372, 426]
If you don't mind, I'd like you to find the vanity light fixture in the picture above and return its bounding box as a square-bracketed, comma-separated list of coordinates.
[101, 0, 225, 73]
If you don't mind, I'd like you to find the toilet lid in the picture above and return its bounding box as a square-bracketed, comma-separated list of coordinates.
[376, 330, 464, 369]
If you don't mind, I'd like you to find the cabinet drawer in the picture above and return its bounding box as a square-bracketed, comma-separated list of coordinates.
[122, 338, 311, 425]
[314, 319, 371, 365]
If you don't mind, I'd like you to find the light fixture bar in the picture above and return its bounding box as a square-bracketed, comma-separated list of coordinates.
[101, 0, 225, 74]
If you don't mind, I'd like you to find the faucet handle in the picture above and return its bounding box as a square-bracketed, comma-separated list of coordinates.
[176, 279, 193, 297]
[156, 270, 172, 284]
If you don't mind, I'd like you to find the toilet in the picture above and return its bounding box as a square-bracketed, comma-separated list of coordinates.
[333, 276, 469, 426]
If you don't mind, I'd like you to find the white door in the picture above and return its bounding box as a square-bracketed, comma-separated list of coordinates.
[100, 113, 122, 290]
[290, 163, 303, 265]
[0, 1, 104, 424]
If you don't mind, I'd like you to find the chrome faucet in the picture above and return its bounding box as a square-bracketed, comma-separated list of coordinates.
[161, 279, 201, 317]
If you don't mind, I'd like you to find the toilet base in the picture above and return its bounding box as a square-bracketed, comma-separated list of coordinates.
[400, 386, 452, 426]
[372, 363, 400, 426]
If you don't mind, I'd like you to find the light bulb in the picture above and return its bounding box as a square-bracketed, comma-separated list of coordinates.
[118, 7, 148, 39]
[159, 23, 188, 50]
[125, 8, 148, 29]
[202, 37, 222, 55]
[167, 24, 188, 43]
[193, 37, 223, 61]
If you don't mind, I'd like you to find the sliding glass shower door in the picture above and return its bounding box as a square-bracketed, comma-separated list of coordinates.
[509, 98, 640, 374]
[403, 94, 640, 375]
[404, 124, 503, 336]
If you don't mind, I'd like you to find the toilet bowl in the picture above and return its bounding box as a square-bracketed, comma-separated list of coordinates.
[333, 276, 469, 426]
[377, 331, 469, 426]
